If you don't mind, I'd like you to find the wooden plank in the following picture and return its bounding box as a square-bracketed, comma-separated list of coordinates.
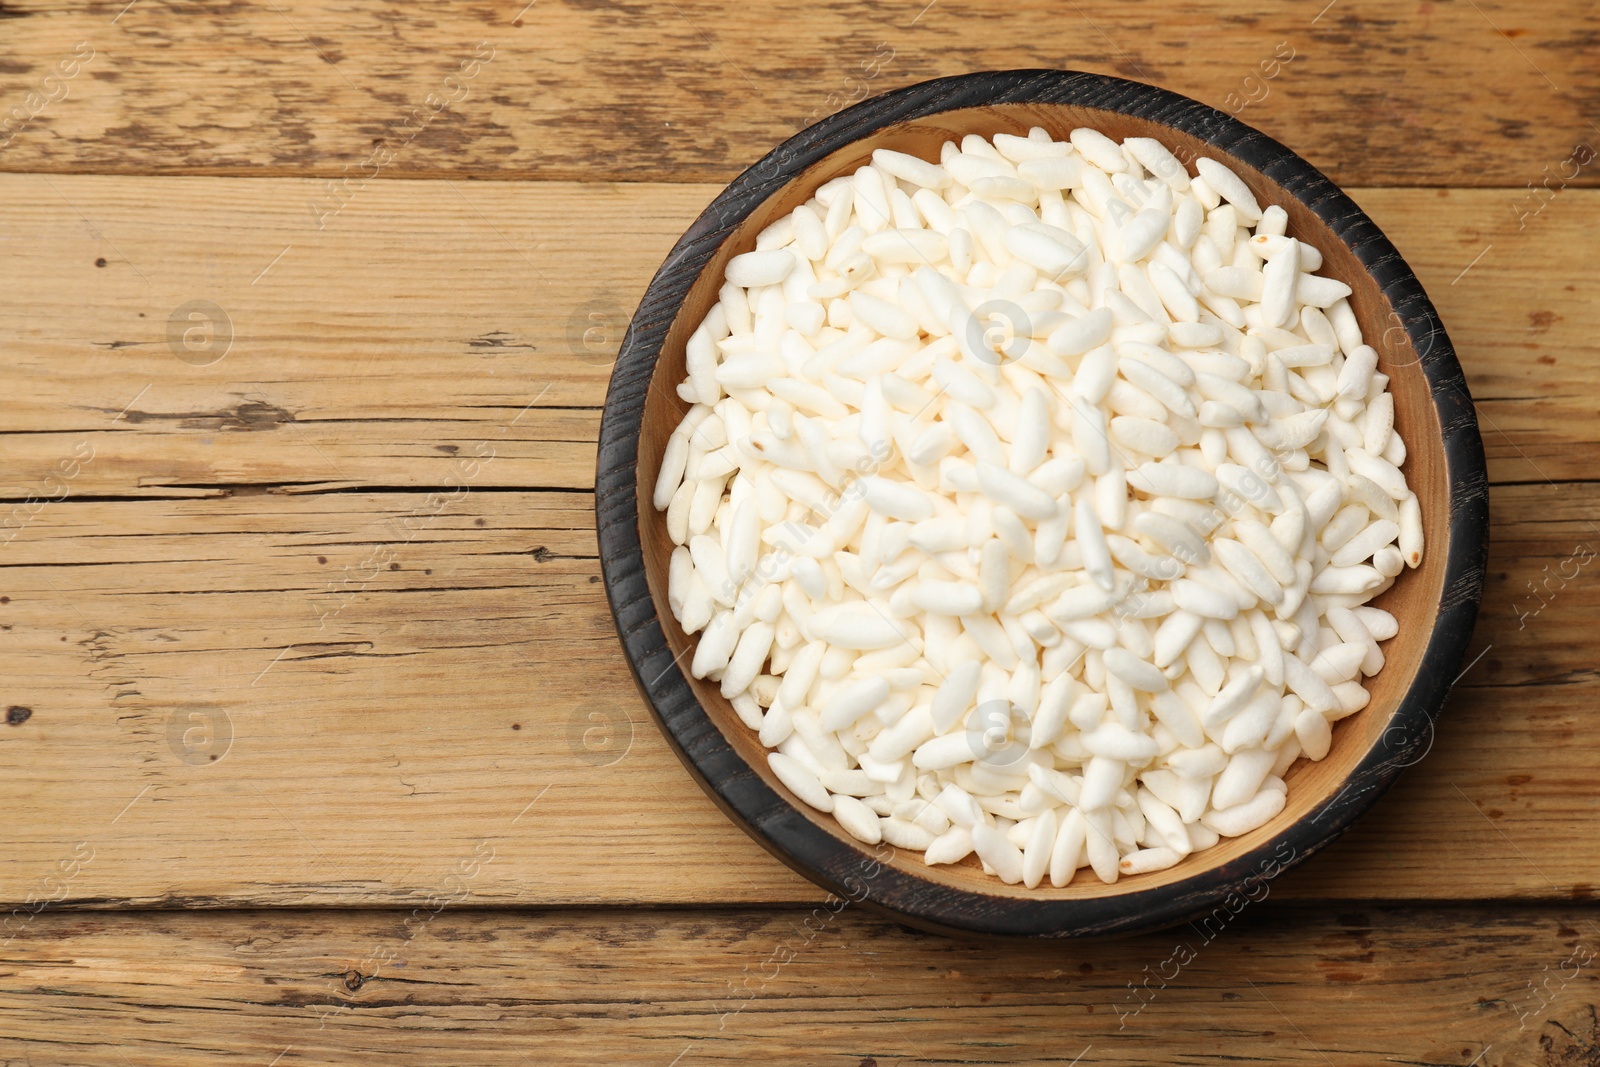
[1, 906, 1596, 1064]
[0, 176, 1595, 494]
[0, 175, 700, 495]
[0, 484, 1592, 909]
[1, 0, 1597, 188]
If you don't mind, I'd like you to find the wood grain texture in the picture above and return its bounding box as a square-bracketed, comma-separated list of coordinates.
[0, 175, 1594, 495]
[2, 906, 1598, 1065]
[0, 485, 1587, 909]
[0, 0, 1597, 188]
[0, 174, 697, 495]
[0, 0, 1590, 1050]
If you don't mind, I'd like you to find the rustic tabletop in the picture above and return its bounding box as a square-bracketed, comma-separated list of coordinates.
[1, 1, 1595, 1063]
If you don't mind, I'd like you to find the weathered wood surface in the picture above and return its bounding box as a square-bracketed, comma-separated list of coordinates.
[3, 0, 1600, 1052]
[0, 0, 1597, 189]
[0, 177, 1592, 494]
[1, 906, 1597, 1065]
[0, 485, 1589, 908]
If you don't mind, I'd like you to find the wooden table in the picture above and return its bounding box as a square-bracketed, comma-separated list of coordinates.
[1, 2, 1596, 1062]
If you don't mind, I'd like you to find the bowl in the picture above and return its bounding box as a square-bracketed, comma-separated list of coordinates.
[596, 70, 1488, 937]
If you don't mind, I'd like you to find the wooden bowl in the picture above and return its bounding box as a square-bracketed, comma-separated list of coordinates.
[597, 70, 1487, 937]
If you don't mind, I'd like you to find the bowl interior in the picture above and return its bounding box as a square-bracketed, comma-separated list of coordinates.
[635, 103, 1449, 900]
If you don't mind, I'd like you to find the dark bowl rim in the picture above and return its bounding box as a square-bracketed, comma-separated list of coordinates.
[595, 68, 1489, 938]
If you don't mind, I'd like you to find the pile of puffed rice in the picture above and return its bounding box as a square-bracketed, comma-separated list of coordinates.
[654, 126, 1421, 888]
